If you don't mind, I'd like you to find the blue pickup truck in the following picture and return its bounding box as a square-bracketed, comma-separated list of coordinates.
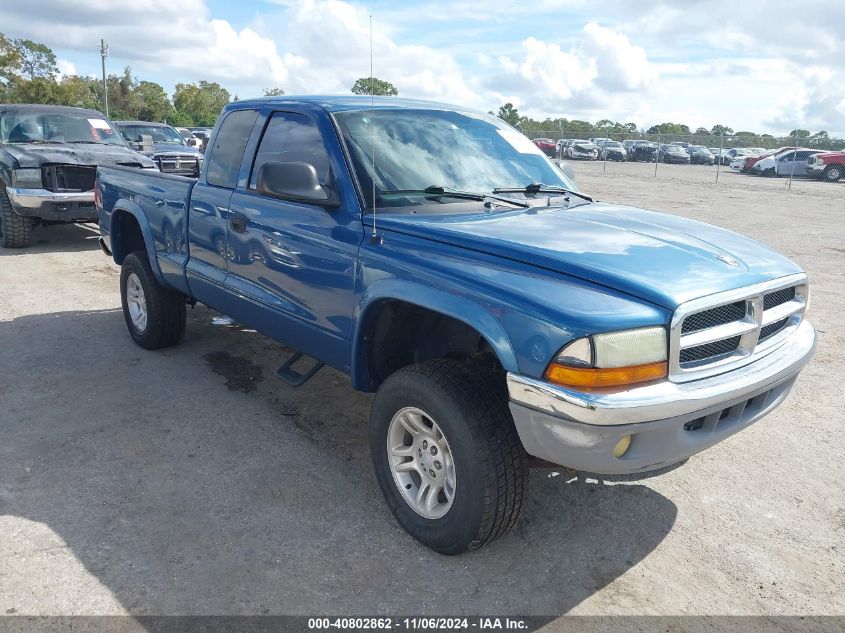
[97, 96, 816, 554]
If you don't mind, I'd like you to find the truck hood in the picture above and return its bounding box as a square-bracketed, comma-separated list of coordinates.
[372, 203, 803, 309]
[2, 142, 153, 168]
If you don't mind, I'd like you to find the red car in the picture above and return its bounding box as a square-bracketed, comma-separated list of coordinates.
[533, 138, 557, 157]
[806, 151, 845, 182]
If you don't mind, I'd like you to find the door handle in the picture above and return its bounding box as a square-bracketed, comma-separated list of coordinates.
[229, 213, 247, 233]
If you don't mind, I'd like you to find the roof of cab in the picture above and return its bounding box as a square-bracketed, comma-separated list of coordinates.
[113, 120, 172, 127]
[225, 95, 477, 114]
[0, 103, 107, 117]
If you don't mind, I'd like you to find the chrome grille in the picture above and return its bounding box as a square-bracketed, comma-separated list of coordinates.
[669, 275, 808, 382]
[763, 286, 795, 310]
[760, 317, 789, 341]
[681, 301, 746, 333]
[679, 336, 741, 363]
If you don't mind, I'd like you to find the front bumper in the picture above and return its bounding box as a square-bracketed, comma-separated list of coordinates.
[6, 187, 97, 221]
[507, 320, 816, 475]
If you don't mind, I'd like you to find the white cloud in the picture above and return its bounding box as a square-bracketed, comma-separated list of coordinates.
[56, 59, 76, 79]
[581, 22, 658, 92]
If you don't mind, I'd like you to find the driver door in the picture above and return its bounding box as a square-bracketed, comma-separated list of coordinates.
[224, 110, 363, 369]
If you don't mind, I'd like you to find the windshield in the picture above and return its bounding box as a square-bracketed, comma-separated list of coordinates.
[118, 124, 186, 145]
[664, 145, 685, 153]
[334, 108, 578, 213]
[0, 109, 125, 145]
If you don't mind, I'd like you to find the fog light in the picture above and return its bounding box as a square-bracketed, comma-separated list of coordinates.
[613, 435, 632, 458]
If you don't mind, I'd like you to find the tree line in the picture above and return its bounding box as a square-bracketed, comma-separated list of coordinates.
[496, 103, 841, 150]
[1, 32, 840, 148]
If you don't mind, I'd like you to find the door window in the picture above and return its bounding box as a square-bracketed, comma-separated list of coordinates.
[249, 112, 332, 190]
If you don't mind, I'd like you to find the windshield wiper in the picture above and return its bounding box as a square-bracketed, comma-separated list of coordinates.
[69, 140, 110, 145]
[6, 139, 56, 144]
[493, 183, 593, 202]
[383, 186, 529, 209]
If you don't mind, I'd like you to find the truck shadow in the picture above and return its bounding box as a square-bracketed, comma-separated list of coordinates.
[0, 307, 677, 617]
[0, 222, 102, 256]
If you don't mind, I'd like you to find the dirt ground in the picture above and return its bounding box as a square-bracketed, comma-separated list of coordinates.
[0, 162, 843, 621]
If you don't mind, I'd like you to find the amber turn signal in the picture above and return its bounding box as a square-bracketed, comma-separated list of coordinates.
[544, 360, 668, 390]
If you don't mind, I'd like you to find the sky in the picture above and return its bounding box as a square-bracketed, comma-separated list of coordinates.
[2, 0, 844, 136]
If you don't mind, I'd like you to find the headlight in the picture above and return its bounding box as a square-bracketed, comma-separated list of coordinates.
[11, 168, 42, 188]
[545, 326, 668, 390]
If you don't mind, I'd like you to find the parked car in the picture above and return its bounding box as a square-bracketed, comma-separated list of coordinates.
[752, 149, 819, 177]
[740, 147, 798, 174]
[175, 127, 202, 149]
[806, 151, 845, 182]
[0, 103, 156, 248]
[658, 144, 691, 163]
[589, 137, 612, 147]
[722, 147, 753, 166]
[533, 138, 556, 157]
[688, 145, 715, 165]
[597, 140, 627, 161]
[189, 128, 213, 153]
[114, 121, 204, 178]
[563, 139, 598, 160]
[555, 138, 570, 158]
[628, 140, 658, 162]
[97, 96, 816, 554]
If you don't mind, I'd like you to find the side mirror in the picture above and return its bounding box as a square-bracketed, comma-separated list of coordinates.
[256, 161, 339, 207]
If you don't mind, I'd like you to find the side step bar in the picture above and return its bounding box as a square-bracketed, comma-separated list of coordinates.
[276, 351, 324, 387]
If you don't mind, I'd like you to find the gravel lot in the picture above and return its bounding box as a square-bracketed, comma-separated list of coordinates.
[1, 162, 843, 620]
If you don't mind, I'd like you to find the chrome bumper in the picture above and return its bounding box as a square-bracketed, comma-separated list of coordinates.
[7, 187, 94, 208]
[6, 187, 96, 219]
[506, 320, 816, 474]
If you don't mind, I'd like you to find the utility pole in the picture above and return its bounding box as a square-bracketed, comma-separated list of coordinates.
[100, 39, 109, 117]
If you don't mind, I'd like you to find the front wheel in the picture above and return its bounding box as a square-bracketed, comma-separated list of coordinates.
[120, 251, 186, 350]
[370, 360, 527, 555]
[0, 188, 32, 248]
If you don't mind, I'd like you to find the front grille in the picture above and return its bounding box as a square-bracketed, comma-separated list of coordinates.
[680, 336, 741, 363]
[681, 301, 746, 334]
[760, 318, 789, 341]
[153, 154, 200, 176]
[671, 279, 807, 381]
[41, 164, 96, 192]
[763, 286, 796, 310]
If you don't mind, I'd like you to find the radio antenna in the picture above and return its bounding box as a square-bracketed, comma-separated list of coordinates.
[369, 14, 379, 243]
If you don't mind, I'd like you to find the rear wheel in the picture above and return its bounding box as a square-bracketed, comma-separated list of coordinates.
[823, 164, 843, 182]
[370, 360, 527, 554]
[120, 251, 186, 350]
[0, 188, 32, 248]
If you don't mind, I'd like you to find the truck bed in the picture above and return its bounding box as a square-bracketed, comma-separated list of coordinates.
[97, 165, 196, 295]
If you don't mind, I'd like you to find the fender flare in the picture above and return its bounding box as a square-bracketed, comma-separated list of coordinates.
[109, 199, 166, 285]
[350, 278, 518, 391]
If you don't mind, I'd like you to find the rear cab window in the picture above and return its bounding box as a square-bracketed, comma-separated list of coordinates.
[206, 109, 259, 189]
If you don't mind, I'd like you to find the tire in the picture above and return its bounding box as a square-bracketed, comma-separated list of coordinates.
[823, 164, 843, 182]
[0, 187, 33, 248]
[120, 251, 186, 350]
[370, 360, 527, 555]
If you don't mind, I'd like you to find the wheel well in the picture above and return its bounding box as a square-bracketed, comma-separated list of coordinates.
[359, 300, 504, 391]
[111, 211, 146, 264]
